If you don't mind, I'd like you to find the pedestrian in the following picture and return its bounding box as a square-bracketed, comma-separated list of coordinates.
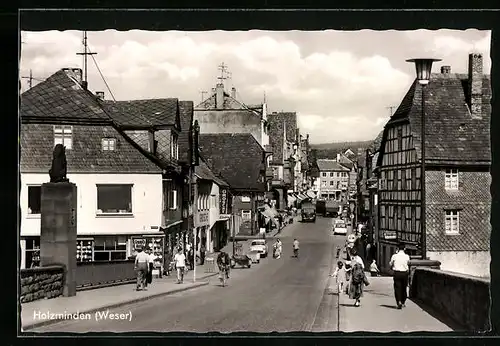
[134, 246, 149, 291]
[389, 243, 410, 309]
[348, 248, 369, 307]
[174, 247, 186, 284]
[200, 242, 206, 265]
[188, 248, 195, 270]
[369, 259, 380, 277]
[329, 261, 347, 294]
[147, 248, 155, 286]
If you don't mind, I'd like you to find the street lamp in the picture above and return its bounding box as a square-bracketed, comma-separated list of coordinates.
[406, 58, 441, 260]
[189, 120, 201, 282]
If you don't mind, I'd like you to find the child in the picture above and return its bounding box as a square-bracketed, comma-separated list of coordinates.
[330, 261, 347, 294]
[370, 259, 380, 277]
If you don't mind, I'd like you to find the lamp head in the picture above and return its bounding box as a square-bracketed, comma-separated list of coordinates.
[406, 58, 442, 85]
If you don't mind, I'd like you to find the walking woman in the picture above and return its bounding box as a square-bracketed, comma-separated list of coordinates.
[348, 248, 369, 307]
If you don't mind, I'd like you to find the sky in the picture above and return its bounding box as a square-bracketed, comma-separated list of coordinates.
[20, 29, 491, 144]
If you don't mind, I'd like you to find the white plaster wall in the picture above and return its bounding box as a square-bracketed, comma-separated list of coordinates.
[427, 251, 491, 278]
[208, 182, 221, 253]
[20, 172, 163, 237]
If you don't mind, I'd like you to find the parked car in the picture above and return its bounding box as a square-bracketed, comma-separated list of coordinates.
[333, 220, 348, 235]
[250, 239, 268, 258]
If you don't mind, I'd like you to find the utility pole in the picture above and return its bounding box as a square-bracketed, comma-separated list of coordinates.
[76, 31, 97, 85]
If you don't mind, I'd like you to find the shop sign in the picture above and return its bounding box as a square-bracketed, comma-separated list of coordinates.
[220, 189, 228, 214]
[383, 231, 397, 240]
[133, 238, 146, 250]
[196, 211, 210, 227]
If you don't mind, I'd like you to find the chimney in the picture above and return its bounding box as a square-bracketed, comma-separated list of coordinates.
[296, 128, 300, 143]
[337, 153, 340, 162]
[440, 65, 451, 74]
[96, 91, 105, 100]
[215, 83, 225, 109]
[62, 68, 83, 85]
[468, 53, 483, 118]
[231, 87, 237, 99]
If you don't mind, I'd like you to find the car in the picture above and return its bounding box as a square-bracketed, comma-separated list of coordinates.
[333, 221, 348, 235]
[250, 239, 268, 258]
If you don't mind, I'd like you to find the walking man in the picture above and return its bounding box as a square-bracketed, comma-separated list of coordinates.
[134, 246, 149, 291]
[174, 247, 186, 284]
[389, 243, 410, 309]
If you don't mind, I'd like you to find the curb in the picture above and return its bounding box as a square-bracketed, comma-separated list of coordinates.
[21, 280, 211, 332]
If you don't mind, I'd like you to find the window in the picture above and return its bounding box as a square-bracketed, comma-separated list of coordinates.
[241, 210, 252, 221]
[445, 169, 459, 190]
[330, 172, 334, 177]
[54, 125, 73, 149]
[445, 210, 460, 235]
[241, 196, 251, 203]
[330, 181, 334, 186]
[93, 236, 127, 261]
[96, 184, 132, 214]
[24, 237, 40, 268]
[102, 138, 116, 151]
[170, 190, 177, 210]
[27, 185, 41, 215]
[322, 172, 327, 177]
[321, 181, 327, 187]
[171, 133, 179, 160]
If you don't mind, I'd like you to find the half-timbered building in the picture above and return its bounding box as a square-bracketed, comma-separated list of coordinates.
[376, 53, 491, 277]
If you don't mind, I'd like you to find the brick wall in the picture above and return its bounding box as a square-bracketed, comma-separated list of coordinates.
[20, 265, 65, 303]
[410, 267, 490, 332]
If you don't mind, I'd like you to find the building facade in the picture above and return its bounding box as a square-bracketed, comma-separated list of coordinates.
[316, 159, 350, 201]
[20, 68, 167, 269]
[376, 54, 491, 277]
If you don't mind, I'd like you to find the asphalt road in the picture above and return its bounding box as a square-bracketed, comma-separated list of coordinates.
[34, 216, 348, 333]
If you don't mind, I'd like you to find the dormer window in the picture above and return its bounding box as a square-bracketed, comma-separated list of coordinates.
[54, 125, 73, 149]
[102, 138, 116, 151]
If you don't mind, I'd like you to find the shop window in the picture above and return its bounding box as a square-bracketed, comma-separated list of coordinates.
[96, 184, 132, 214]
[25, 237, 40, 268]
[76, 239, 93, 262]
[27, 185, 41, 215]
[93, 236, 127, 261]
[54, 125, 73, 149]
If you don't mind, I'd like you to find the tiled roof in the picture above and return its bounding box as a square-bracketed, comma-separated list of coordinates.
[269, 112, 297, 142]
[20, 123, 161, 173]
[317, 159, 351, 172]
[103, 98, 180, 129]
[199, 133, 266, 191]
[385, 73, 491, 165]
[370, 130, 384, 153]
[20, 69, 110, 124]
[177, 101, 194, 164]
[195, 158, 229, 187]
[20, 68, 161, 174]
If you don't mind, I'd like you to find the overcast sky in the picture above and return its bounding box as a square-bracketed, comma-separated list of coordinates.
[20, 29, 491, 144]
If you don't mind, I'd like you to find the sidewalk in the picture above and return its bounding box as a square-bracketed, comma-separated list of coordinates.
[338, 276, 454, 332]
[21, 261, 218, 331]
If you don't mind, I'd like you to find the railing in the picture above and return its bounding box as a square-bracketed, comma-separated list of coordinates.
[76, 260, 136, 289]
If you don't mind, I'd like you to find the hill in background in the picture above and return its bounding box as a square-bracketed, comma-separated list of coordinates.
[310, 140, 374, 159]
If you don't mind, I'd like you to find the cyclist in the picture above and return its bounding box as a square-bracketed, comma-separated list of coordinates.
[217, 251, 231, 281]
[293, 238, 300, 258]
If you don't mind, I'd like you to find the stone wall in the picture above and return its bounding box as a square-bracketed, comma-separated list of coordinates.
[410, 267, 490, 332]
[20, 265, 65, 303]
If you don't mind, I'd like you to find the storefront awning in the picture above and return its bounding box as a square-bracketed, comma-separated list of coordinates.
[306, 191, 316, 199]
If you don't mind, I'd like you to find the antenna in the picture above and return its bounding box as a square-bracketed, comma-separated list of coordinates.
[200, 90, 208, 102]
[217, 62, 231, 85]
[386, 106, 397, 116]
[21, 69, 33, 89]
[76, 31, 97, 83]
[264, 90, 267, 103]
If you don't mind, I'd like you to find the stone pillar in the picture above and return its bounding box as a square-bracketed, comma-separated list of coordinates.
[40, 182, 77, 297]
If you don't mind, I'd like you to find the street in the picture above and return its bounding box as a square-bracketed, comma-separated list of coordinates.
[32, 216, 347, 333]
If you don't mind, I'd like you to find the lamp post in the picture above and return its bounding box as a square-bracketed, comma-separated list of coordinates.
[406, 58, 441, 260]
[189, 120, 200, 282]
